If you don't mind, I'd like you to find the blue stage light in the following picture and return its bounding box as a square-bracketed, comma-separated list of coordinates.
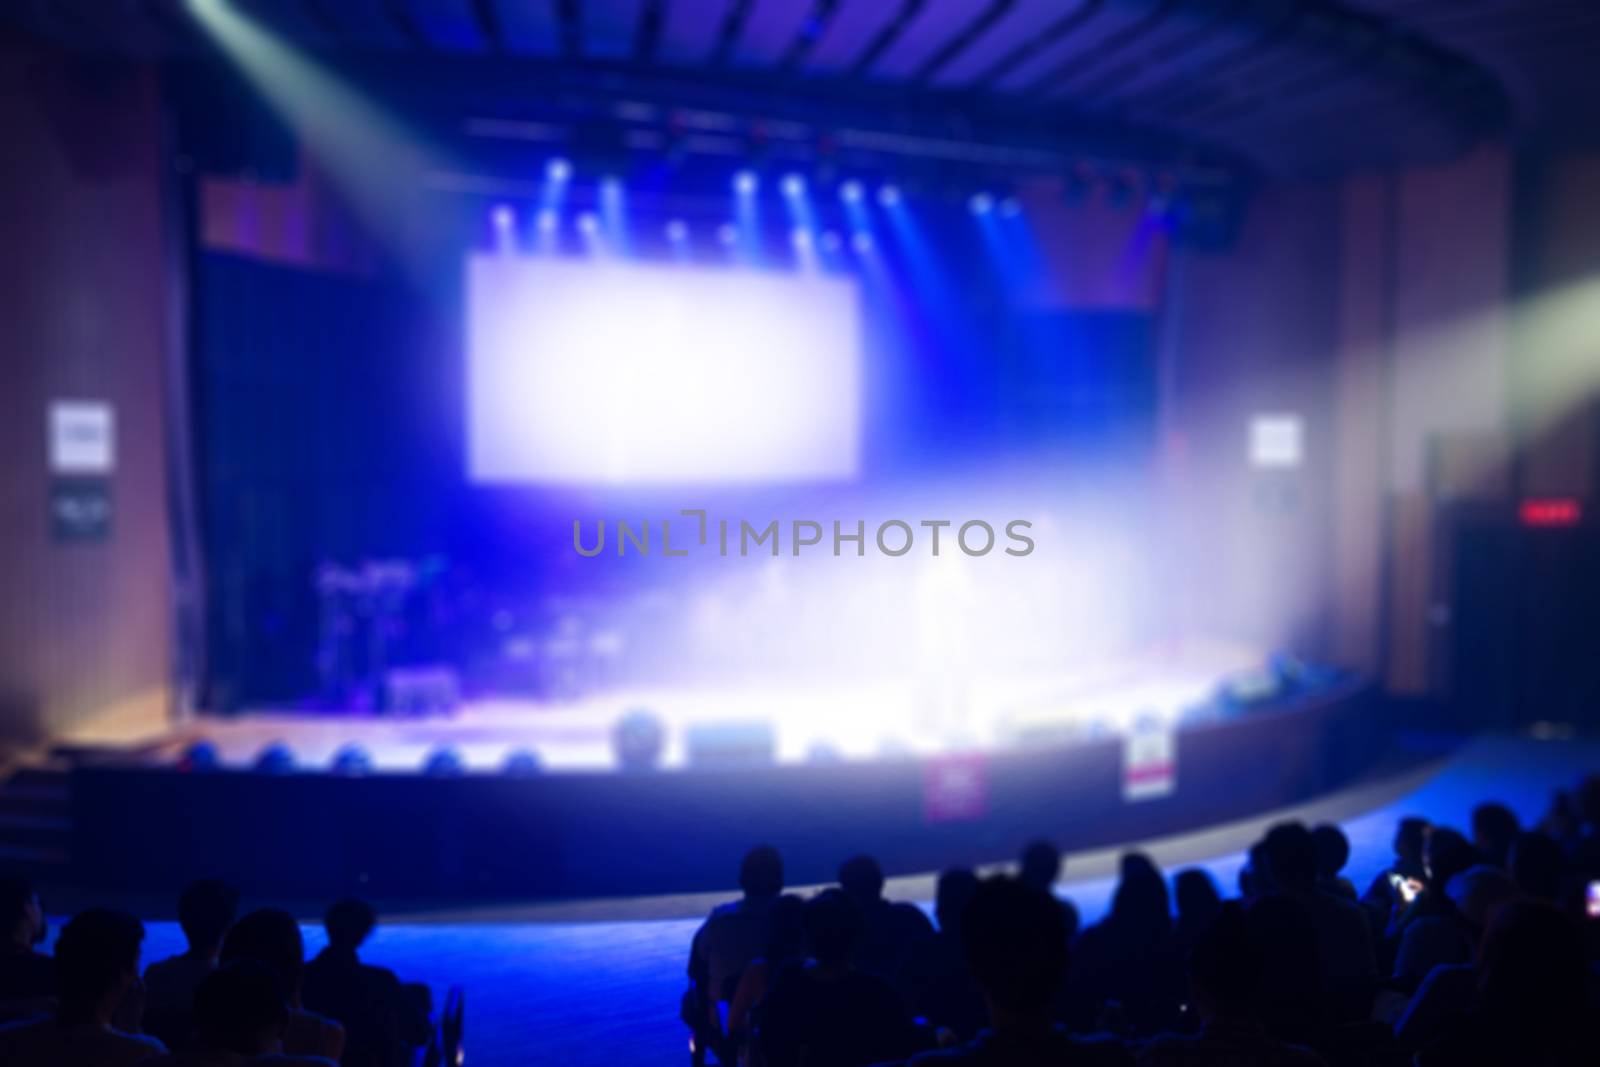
[820, 230, 842, 254]
[781, 173, 806, 198]
[717, 222, 738, 247]
[503, 749, 543, 776]
[839, 180, 864, 204]
[970, 192, 995, 215]
[877, 184, 902, 208]
[851, 231, 874, 254]
[665, 219, 689, 242]
[576, 211, 599, 236]
[546, 157, 572, 182]
[490, 204, 515, 230]
[536, 209, 559, 235]
[254, 742, 295, 775]
[734, 170, 759, 195]
[423, 746, 467, 777]
[999, 197, 1022, 218]
[790, 227, 812, 250]
[330, 744, 373, 776]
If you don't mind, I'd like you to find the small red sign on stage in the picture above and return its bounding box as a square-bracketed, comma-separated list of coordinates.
[1520, 498, 1582, 528]
[923, 754, 989, 823]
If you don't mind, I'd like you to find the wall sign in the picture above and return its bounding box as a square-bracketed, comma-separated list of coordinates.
[49, 400, 116, 475]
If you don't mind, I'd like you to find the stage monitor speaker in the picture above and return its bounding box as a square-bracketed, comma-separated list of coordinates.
[685, 722, 776, 770]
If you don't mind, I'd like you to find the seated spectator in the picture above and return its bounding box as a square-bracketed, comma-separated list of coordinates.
[758, 888, 914, 1067]
[1140, 903, 1326, 1066]
[1361, 816, 1429, 912]
[686, 844, 785, 1046]
[1415, 900, 1594, 1066]
[1171, 869, 1223, 963]
[902, 868, 987, 1042]
[303, 899, 428, 1067]
[725, 893, 806, 1058]
[1243, 894, 1324, 1046]
[221, 909, 344, 1062]
[143, 960, 335, 1066]
[1509, 830, 1567, 903]
[0, 908, 165, 1065]
[143, 879, 240, 1050]
[0, 875, 52, 1021]
[912, 877, 1130, 1066]
[1069, 853, 1183, 1036]
[1258, 824, 1375, 1018]
[1388, 828, 1478, 986]
[838, 854, 935, 989]
[1309, 824, 1356, 900]
[1392, 866, 1516, 1053]
[1470, 803, 1520, 870]
[1018, 840, 1082, 944]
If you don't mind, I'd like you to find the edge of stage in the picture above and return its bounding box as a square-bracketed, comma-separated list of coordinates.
[69, 677, 1393, 901]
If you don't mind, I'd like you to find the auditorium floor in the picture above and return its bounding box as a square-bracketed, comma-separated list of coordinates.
[95, 734, 1600, 1065]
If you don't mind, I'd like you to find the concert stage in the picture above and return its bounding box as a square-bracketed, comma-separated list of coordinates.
[70, 666, 1383, 902]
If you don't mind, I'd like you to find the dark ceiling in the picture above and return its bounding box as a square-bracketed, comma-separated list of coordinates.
[6, 1, 1598, 175]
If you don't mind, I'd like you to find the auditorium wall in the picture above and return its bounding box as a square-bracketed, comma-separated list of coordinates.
[0, 32, 174, 746]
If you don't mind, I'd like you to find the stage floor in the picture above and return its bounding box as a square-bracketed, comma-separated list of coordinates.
[54, 734, 1590, 1067]
[159, 640, 1264, 772]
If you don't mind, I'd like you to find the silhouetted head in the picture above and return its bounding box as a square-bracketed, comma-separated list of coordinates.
[1310, 824, 1350, 880]
[1508, 831, 1566, 902]
[935, 867, 980, 935]
[962, 877, 1069, 1022]
[1394, 817, 1430, 866]
[178, 879, 240, 956]
[324, 898, 377, 953]
[838, 854, 885, 903]
[1188, 903, 1261, 1020]
[221, 909, 306, 1001]
[1112, 852, 1172, 939]
[194, 960, 290, 1055]
[55, 909, 144, 1020]
[1240, 841, 1274, 898]
[1260, 823, 1319, 893]
[739, 845, 784, 900]
[1471, 803, 1520, 868]
[1018, 840, 1061, 893]
[765, 894, 808, 964]
[1424, 827, 1479, 888]
[805, 889, 863, 968]
[0, 874, 43, 949]
[1173, 869, 1223, 928]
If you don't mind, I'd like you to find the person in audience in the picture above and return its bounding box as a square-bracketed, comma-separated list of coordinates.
[221, 908, 344, 1062]
[837, 853, 935, 989]
[724, 892, 806, 1061]
[1415, 899, 1594, 1065]
[0, 874, 52, 1020]
[143, 960, 335, 1067]
[303, 898, 427, 1067]
[0, 907, 165, 1065]
[757, 888, 914, 1067]
[1470, 803, 1521, 870]
[1309, 824, 1356, 900]
[1140, 903, 1326, 1066]
[1387, 827, 1478, 985]
[1069, 853, 1182, 1035]
[1361, 816, 1430, 912]
[143, 878, 240, 1050]
[1258, 823, 1375, 1018]
[1243, 893, 1324, 1046]
[1508, 830, 1567, 903]
[1018, 839, 1082, 943]
[902, 867, 986, 1043]
[911, 877, 1130, 1066]
[686, 843, 786, 1047]
[1171, 869, 1223, 964]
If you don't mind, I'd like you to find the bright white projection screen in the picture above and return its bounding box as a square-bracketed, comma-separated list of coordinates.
[466, 256, 862, 483]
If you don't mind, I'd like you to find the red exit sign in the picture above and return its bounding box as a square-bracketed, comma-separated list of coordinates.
[1519, 498, 1583, 528]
